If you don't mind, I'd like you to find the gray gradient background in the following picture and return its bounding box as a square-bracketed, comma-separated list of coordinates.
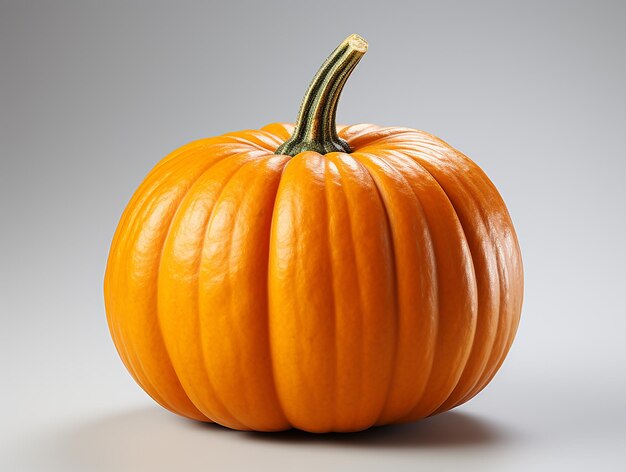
[1, 1, 625, 471]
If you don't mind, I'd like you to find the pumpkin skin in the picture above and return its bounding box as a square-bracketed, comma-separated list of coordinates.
[104, 35, 523, 433]
[104, 122, 523, 432]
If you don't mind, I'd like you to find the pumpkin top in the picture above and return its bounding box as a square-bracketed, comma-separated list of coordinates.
[275, 34, 368, 156]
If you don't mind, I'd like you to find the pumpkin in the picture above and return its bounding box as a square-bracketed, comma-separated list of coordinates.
[104, 34, 523, 433]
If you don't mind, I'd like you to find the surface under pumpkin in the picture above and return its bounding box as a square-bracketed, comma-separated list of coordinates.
[104, 35, 523, 433]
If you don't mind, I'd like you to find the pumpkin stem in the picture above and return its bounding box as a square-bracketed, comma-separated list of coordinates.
[275, 34, 368, 156]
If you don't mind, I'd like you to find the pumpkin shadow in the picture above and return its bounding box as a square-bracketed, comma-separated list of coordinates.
[31, 406, 516, 471]
[234, 410, 513, 448]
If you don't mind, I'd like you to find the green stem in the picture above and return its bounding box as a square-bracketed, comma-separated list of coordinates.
[275, 34, 368, 156]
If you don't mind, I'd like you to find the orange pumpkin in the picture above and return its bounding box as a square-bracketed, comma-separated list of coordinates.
[104, 34, 523, 433]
